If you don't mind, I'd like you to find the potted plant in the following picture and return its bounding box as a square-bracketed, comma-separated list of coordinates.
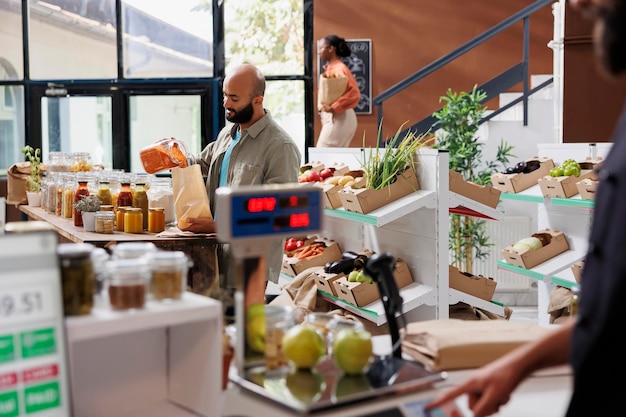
[74, 194, 101, 232]
[22, 145, 42, 206]
[432, 85, 515, 274]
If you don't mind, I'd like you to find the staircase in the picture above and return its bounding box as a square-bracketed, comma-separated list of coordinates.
[473, 74, 558, 307]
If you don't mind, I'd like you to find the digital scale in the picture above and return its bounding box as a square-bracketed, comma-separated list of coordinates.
[215, 184, 448, 415]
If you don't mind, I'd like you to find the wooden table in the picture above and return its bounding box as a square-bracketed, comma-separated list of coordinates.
[18, 205, 219, 297]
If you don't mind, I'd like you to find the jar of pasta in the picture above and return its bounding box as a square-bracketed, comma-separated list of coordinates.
[70, 152, 93, 172]
[149, 251, 190, 301]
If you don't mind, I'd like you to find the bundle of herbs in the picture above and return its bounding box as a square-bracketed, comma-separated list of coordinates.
[361, 122, 429, 190]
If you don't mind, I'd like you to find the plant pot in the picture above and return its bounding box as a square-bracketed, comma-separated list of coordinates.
[26, 191, 42, 207]
[82, 211, 97, 232]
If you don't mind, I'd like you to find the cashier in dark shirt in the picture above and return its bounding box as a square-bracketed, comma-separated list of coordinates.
[426, 0, 626, 416]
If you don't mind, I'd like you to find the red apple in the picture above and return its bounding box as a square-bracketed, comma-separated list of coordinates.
[319, 167, 335, 179]
[306, 170, 321, 182]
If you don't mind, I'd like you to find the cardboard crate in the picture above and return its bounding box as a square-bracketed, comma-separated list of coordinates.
[502, 229, 569, 269]
[338, 167, 419, 214]
[316, 174, 366, 209]
[449, 170, 501, 209]
[576, 178, 598, 200]
[281, 239, 342, 276]
[490, 157, 555, 193]
[449, 265, 497, 301]
[332, 260, 413, 307]
[571, 260, 585, 283]
[313, 269, 346, 296]
[537, 158, 602, 199]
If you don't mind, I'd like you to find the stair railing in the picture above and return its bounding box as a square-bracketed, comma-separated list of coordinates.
[373, 0, 555, 143]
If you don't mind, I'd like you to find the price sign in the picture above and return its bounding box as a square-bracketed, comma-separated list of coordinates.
[0, 231, 71, 417]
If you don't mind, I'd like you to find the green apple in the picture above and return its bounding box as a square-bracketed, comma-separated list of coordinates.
[356, 270, 373, 283]
[246, 303, 266, 353]
[282, 324, 326, 369]
[332, 328, 373, 375]
[348, 270, 359, 282]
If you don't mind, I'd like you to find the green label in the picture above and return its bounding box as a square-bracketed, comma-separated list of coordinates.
[0, 336, 14, 364]
[0, 391, 19, 417]
[20, 329, 56, 359]
[23, 382, 60, 414]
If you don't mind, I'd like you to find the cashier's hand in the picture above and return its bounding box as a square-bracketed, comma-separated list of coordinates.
[425, 356, 523, 417]
[180, 217, 217, 234]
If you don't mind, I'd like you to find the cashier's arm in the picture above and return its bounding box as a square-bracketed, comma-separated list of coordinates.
[426, 318, 574, 417]
[180, 217, 217, 233]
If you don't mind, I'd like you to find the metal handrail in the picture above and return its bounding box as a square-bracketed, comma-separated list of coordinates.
[373, 0, 555, 139]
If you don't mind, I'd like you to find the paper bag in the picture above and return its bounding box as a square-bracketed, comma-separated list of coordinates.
[318, 74, 348, 107]
[171, 165, 213, 230]
[401, 319, 551, 371]
[7, 162, 32, 205]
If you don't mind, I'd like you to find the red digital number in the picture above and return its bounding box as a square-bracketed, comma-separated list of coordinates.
[247, 197, 276, 212]
[289, 213, 310, 228]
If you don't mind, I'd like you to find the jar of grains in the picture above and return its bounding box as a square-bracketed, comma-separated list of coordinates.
[149, 251, 190, 301]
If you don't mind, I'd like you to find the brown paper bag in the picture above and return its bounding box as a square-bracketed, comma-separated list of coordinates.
[171, 165, 213, 230]
[318, 74, 348, 107]
[7, 162, 32, 205]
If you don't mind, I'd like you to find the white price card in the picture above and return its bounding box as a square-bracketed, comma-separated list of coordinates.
[0, 285, 55, 327]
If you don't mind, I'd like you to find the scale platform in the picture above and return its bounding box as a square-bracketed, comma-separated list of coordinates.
[231, 356, 446, 414]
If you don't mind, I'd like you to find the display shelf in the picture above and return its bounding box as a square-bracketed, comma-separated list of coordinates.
[317, 283, 435, 326]
[323, 189, 437, 227]
[66, 292, 223, 417]
[448, 192, 505, 220]
[551, 196, 594, 209]
[551, 267, 580, 290]
[499, 184, 545, 203]
[448, 288, 505, 316]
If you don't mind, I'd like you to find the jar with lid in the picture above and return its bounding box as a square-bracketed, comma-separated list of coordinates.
[148, 207, 165, 233]
[139, 137, 189, 174]
[96, 177, 112, 206]
[105, 258, 150, 310]
[70, 152, 93, 172]
[45, 172, 58, 214]
[148, 177, 175, 224]
[62, 173, 76, 218]
[91, 247, 109, 306]
[95, 211, 115, 234]
[124, 207, 143, 233]
[40, 173, 48, 211]
[132, 178, 149, 230]
[73, 177, 90, 227]
[57, 243, 95, 316]
[264, 305, 295, 374]
[116, 174, 133, 209]
[47, 152, 70, 172]
[111, 242, 157, 260]
[55, 173, 65, 216]
[115, 207, 127, 232]
[149, 251, 190, 301]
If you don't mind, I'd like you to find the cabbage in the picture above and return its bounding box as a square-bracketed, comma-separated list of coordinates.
[512, 237, 543, 251]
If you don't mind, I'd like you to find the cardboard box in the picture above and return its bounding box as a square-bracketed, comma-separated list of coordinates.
[449, 170, 501, 209]
[448, 265, 497, 301]
[338, 167, 419, 214]
[571, 260, 585, 283]
[332, 260, 413, 307]
[490, 157, 555, 193]
[315, 174, 367, 209]
[502, 228, 570, 269]
[576, 178, 598, 200]
[313, 269, 346, 296]
[537, 158, 602, 199]
[281, 238, 342, 276]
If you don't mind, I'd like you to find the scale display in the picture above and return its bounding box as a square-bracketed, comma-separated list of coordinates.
[215, 184, 323, 242]
[0, 231, 71, 417]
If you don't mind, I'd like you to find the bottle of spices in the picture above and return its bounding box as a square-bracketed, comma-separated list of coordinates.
[149, 251, 190, 301]
[105, 258, 150, 310]
[124, 207, 143, 234]
[97, 178, 112, 206]
[73, 178, 90, 227]
[57, 243, 95, 316]
[132, 180, 149, 230]
[148, 207, 166, 233]
[116, 175, 133, 208]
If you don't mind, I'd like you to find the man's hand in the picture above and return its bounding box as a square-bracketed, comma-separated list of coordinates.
[180, 217, 217, 233]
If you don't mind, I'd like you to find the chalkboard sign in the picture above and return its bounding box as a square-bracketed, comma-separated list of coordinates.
[318, 38, 372, 115]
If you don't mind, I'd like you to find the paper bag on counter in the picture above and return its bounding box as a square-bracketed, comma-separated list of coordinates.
[7, 162, 33, 205]
[318, 74, 348, 108]
[401, 319, 551, 371]
[171, 165, 213, 230]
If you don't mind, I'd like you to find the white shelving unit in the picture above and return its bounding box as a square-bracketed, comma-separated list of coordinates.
[65, 292, 223, 417]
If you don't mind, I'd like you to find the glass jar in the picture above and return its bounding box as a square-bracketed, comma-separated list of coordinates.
[304, 312, 334, 342]
[148, 207, 166, 233]
[55, 173, 65, 216]
[132, 181, 149, 230]
[70, 152, 93, 172]
[139, 137, 189, 174]
[73, 178, 90, 227]
[117, 175, 133, 209]
[45, 172, 58, 214]
[147, 177, 175, 224]
[91, 247, 109, 305]
[62, 174, 76, 219]
[264, 305, 295, 374]
[47, 151, 70, 172]
[105, 259, 150, 310]
[124, 207, 143, 233]
[115, 207, 128, 232]
[95, 211, 115, 234]
[111, 242, 157, 260]
[57, 243, 95, 316]
[149, 251, 190, 301]
[97, 179, 112, 206]
[326, 317, 364, 355]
